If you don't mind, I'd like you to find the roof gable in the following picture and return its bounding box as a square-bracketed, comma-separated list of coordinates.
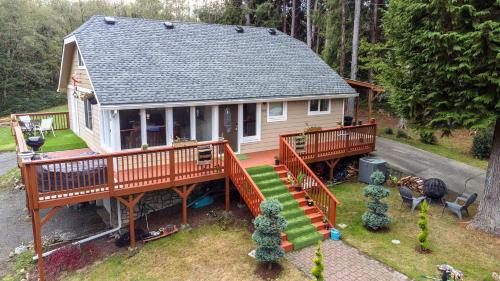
[65, 16, 356, 105]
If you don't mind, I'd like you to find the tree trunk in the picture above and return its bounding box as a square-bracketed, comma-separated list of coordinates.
[338, 0, 347, 77]
[306, 0, 312, 48]
[291, 0, 298, 38]
[469, 118, 500, 236]
[282, 0, 287, 34]
[368, 0, 380, 84]
[347, 0, 361, 116]
[244, 0, 251, 25]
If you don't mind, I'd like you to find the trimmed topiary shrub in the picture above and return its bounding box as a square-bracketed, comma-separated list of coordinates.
[396, 129, 408, 139]
[417, 200, 430, 252]
[384, 127, 394, 135]
[252, 199, 287, 269]
[419, 131, 437, 145]
[311, 240, 324, 281]
[471, 128, 493, 159]
[362, 171, 391, 230]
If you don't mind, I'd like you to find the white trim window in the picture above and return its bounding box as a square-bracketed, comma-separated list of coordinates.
[77, 49, 85, 69]
[239, 103, 261, 143]
[84, 99, 93, 130]
[267, 101, 287, 122]
[308, 99, 330, 115]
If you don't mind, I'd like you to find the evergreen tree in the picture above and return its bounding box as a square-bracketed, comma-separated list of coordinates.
[381, 0, 500, 235]
[417, 200, 430, 252]
[310, 241, 324, 281]
[252, 199, 287, 268]
[361, 170, 391, 230]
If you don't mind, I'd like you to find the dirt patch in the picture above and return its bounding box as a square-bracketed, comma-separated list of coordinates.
[254, 262, 283, 280]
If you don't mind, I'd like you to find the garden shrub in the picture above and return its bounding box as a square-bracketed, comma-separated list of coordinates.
[384, 127, 394, 135]
[417, 200, 430, 252]
[396, 129, 408, 139]
[471, 128, 493, 159]
[311, 241, 324, 281]
[45, 244, 98, 279]
[419, 131, 437, 145]
[252, 199, 287, 267]
[362, 171, 391, 230]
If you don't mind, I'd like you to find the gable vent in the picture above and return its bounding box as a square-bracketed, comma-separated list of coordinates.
[104, 16, 116, 25]
[235, 26, 244, 33]
[268, 28, 276, 35]
[164, 22, 174, 29]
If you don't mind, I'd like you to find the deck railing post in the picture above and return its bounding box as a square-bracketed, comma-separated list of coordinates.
[107, 156, 115, 194]
[169, 149, 175, 184]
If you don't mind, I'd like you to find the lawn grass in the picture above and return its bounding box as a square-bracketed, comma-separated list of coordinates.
[63, 224, 307, 281]
[0, 127, 16, 152]
[0, 128, 87, 153]
[331, 182, 499, 281]
[381, 134, 488, 170]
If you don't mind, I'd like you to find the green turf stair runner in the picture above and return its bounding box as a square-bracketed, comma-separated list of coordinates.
[246, 165, 321, 250]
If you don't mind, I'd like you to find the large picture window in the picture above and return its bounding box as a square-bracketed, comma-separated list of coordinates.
[173, 107, 191, 140]
[308, 99, 330, 115]
[120, 110, 141, 150]
[84, 99, 92, 130]
[146, 109, 166, 147]
[267, 101, 287, 122]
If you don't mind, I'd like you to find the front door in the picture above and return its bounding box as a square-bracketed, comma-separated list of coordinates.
[219, 104, 238, 152]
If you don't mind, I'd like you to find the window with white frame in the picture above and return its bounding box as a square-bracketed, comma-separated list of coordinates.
[241, 103, 261, 142]
[308, 99, 330, 115]
[84, 99, 93, 130]
[77, 49, 85, 68]
[267, 101, 287, 122]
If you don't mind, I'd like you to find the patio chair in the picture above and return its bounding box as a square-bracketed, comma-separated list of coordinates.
[442, 193, 477, 220]
[35, 118, 55, 138]
[399, 186, 426, 212]
[18, 115, 32, 132]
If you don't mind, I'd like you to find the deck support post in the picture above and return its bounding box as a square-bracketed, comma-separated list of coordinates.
[325, 159, 340, 180]
[225, 176, 230, 211]
[32, 210, 44, 281]
[173, 184, 197, 225]
[116, 193, 145, 249]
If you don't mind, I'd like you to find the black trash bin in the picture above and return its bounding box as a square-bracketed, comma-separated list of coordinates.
[343, 116, 354, 126]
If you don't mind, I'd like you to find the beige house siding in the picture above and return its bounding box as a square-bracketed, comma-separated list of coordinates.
[65, 46, 103, 153]
[240, 99, 344, 154]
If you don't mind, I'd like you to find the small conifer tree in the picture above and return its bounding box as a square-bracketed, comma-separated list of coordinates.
[418, 200, 430, 252]
[252, 199, 287, 269]
[361, 170, 391, 230]
[310, 241, 324, 281]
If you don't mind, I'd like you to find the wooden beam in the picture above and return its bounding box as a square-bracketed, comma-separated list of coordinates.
[40, 207, 61, 226]
[32, 210, 45, 281]
[128, 196, 136, 249]
[225, 176, 230, 211]
[325, 159, 340, 180]
[173, 184, 198, 225]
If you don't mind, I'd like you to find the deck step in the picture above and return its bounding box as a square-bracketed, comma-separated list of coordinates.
[307, 212, 323, 223]
[282, 240, 293, 252]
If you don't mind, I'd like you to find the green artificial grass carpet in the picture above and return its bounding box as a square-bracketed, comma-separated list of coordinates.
[246, 165, 321, 250]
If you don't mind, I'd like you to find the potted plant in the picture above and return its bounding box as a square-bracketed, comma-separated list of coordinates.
[387, 175, 398, 187]
[305, 195, 314, 206]
[274, 155, 280, 165]
[141, 144, 149, 150]
[323, 218, 330, 230]
[336, 121, 343, 127]
[295, 172, 305, 192]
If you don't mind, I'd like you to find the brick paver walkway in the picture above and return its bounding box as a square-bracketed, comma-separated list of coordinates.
[287, 239, 412, 281]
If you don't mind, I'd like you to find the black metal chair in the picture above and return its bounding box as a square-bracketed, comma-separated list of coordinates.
[399, 186, 426, 212]
[442, 193, 478, 220]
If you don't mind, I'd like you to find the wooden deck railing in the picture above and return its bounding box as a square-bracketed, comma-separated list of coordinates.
[279, 136, 340, 227]
[280, 120, 377, 163]
[23, 140, 227, 209]
[12, 111, 70, 131]
[225, 143, 265, 216]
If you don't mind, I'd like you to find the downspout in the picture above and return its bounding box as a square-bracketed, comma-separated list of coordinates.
[34, 199, 122, 260]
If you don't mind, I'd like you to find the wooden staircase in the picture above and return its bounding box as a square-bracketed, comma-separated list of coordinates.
[274, 165, 330, 252]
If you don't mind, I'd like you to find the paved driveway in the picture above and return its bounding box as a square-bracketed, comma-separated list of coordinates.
[0, 152, 17, 176]
[373, 138, 486, 198]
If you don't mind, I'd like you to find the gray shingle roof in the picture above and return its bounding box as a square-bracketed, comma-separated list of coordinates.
[71, 16, 356, 105]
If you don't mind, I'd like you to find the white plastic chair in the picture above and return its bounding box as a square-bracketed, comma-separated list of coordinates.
[36, 118, 55, 138]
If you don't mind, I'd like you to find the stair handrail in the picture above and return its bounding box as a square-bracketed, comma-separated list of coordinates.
[224, 143, 265, 217]
[279, 136, 339, 227]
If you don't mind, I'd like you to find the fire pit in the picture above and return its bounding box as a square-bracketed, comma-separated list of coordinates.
[26, 136, 45, 152]
[423, 178, 447, 202]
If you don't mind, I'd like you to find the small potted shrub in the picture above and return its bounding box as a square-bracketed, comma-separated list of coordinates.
[387, 175, 398, 187]
[336, 121, 343, 127]
[141, 144, 149, 150]
[295, 172, 305, 192]
[274, 155, 280, 165]
[323, 218, 330, 230]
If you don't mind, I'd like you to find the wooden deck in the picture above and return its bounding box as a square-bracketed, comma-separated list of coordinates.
[12, 111, 377, 281]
